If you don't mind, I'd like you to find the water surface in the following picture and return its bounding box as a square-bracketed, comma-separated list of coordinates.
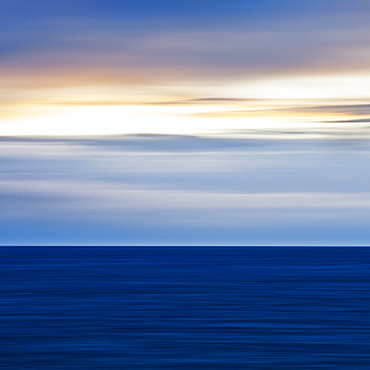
[1, 247, 370, 369]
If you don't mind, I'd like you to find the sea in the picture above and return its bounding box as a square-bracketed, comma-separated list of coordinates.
[1, 247, 369, 369]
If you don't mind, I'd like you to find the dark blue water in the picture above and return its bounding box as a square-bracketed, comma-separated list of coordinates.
[1, 247, 370, 369]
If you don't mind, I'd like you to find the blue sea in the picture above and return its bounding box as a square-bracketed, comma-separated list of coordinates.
[1, 247, 370, 369]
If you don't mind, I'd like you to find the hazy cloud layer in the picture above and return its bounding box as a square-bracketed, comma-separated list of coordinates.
[1, 135, 370, 245]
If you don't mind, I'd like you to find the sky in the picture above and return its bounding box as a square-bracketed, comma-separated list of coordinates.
[1, 135, 370, 245]
[1, 1, 370, 245]
[1, 0, 370, 136]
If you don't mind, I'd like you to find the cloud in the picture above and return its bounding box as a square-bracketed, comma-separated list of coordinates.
[284, 104, 370, 115]
[1, 0, 369, 131]
[1, 1, 370, 88]
[329, 118, 370, 123]
[1, 135, 370, 245]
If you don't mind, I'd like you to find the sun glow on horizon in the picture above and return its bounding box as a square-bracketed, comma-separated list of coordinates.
[1, 73, 370, 137]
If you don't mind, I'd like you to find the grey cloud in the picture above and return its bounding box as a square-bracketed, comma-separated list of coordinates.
[1, 7, 370, 82]
[288, 104, 370, 116]
[329, 119, 370, 123]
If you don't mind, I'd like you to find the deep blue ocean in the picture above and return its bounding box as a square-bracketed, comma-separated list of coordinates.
[1, 247, 370, 369]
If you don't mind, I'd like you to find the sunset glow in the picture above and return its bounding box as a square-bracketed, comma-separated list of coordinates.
[1, 1, 370, 137]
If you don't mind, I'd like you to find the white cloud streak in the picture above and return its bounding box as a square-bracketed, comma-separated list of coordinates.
[1, 136, 370, 245]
